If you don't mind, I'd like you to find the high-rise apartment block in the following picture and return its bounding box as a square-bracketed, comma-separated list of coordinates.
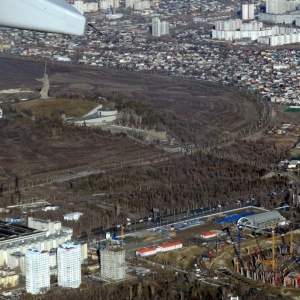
[266, 0, 285, 14]
[25, 249, 50, 295]
[152, 17, 161, 37]
[242, 3, 255, 20]
[161, 21, 169, 35]
[152, 17, 169, 36]
[57, 242, 81, 288]
[100, 248, 126, 280]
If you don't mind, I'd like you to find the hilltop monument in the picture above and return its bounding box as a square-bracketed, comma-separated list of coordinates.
[36, 62, 50, 100]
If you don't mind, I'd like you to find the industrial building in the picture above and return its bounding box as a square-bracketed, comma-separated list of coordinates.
[25, 249, 50, 295]
[237, 210, 284, 229]
[100, 248, 126, 280]
[57, 242, 81, 288]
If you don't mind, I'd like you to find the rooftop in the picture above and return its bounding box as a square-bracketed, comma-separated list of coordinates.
[0, 220, 40, 242]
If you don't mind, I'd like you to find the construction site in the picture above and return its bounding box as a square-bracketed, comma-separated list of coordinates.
[84, 206, 300, 299]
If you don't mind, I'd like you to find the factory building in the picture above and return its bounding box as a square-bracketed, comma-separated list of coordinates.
[100, 248, 126, 280]
[25, 249, 50, 295]
[57, 242, 81, 288]
[242, 3, 255, 20]
[237, 210, 284, 229]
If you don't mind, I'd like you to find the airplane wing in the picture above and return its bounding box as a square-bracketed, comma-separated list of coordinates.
[0, 0, 86, 35]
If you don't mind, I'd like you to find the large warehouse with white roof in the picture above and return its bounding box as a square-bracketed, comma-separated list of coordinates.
[237, 210, 285, 229]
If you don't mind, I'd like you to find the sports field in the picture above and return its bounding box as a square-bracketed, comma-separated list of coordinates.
[284, 106, 300, 113]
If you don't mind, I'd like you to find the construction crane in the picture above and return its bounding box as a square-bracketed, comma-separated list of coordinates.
[120, 224, 124, 249]
[222, 226, 244, 270]
[290, 229, 293, 258]
[271, 224, 276, 272]
[283, 257, 300, 275]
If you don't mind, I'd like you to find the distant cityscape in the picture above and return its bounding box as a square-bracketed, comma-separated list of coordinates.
[2, 0, 300, 299]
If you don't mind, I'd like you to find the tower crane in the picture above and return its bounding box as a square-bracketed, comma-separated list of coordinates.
[222, 226, 244, 270]
[121, 224, 124, 249]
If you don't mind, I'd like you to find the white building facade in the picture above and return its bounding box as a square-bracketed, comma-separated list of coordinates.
[25, 249, 50, 295]
[57, 242, 81, 288]
[152, 17, 161, 37]
[73, 0, 84, 14]
[242, 3, 255, 20]
[100, 249, 126, 280]
[99, 0, 120, 10]
[161, 21, 169, 35]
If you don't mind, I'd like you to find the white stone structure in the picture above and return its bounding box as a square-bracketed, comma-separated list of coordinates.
[70, 104, 118, 126]
[25, 249, 50, 295]
[57, 242, 81, 288]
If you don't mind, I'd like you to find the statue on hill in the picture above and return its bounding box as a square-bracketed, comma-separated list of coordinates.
[36, 62, 50, 100]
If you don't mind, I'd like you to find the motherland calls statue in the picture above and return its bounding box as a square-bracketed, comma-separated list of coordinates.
[36, 63, 50, 100]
